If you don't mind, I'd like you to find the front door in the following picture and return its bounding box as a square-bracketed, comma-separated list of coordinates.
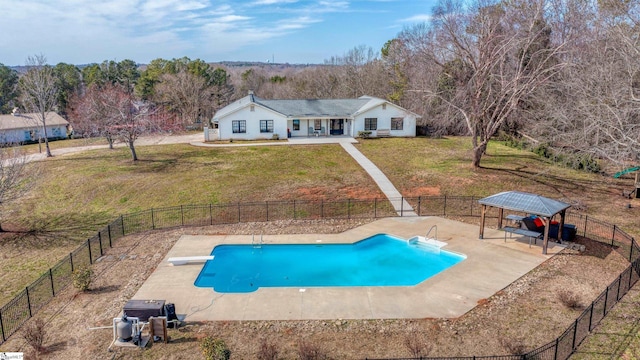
[330, 119, 344, 135]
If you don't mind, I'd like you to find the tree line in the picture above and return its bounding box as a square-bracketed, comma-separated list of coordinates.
[0, 0, 638, 169]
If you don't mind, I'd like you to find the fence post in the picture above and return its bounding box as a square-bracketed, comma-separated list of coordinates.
[444, 195, 447, 216]
[612, 225, 616, 247]
[266, 201, 269, 222]
[418, 196, 422, 216]
[181, 205, 184, 226]
[571, 318, 578, 349]
[471, 196, 474, 216]
[588, 302, 594, 331]
[584, 215, 588, 237]
[400, 197, 404, 217]
[237, 203, 241, 223]
[554, 337, 559, 360]
[603, 285, 609, 316]
[121, 215, 125, 236]
[374, 198, 377, 218]
[0, 307, 5, 342]
[70, 252, 74, 273]
[630, 238, 635, 262]
[630, 264, 635, 290]
[98, 232, 103, 256]
[26, 287, 32, 317]
[49, 268, 55, 296]
[87, 239, 93, 265]
[616, 274, 622, 301]
[209, 204, 213, 225]
[107, 225, 112, 248]
[151, 208, 155, 230]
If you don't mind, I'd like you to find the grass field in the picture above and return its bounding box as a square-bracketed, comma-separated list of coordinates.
[1, 135, 639, 357]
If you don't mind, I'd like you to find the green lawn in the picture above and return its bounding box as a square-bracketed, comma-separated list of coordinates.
[1, 136, 639, 357]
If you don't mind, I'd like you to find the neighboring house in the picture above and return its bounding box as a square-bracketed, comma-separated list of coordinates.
[209, 92, 420, 141]
[0, 110, 69, 144]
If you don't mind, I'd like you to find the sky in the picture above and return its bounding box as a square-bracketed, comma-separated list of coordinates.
[0, 0, 437, 66]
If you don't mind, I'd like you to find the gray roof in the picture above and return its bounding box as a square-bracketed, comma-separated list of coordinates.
[478, 191, 571, 217]
[0, 112, 68, 131]
[255, 98, 371, 118]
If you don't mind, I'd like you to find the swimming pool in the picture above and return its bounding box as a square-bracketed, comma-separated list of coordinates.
[194, 233, 465, 293]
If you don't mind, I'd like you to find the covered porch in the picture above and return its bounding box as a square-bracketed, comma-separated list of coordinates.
[478, 191, 572, 255]
[288, 118, 353, 137]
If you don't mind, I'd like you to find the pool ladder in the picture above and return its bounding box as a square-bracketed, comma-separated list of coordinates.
[426, 225, 437, 240]
[252, 234, 263, 248]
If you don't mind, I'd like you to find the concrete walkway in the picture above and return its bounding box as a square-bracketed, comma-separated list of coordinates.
[340, 142, 416, 216]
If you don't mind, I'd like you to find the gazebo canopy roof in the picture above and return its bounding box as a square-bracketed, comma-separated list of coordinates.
[478, 191, 571, 217]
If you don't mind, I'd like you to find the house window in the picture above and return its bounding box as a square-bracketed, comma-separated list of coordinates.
[260, 120, 274, 133]
[232, 120, 246, 133]
[364, 118, 377, 131]
[314, 119, 322, 130]
[391, 117, 404, 130]
[293, 119, 300, 131]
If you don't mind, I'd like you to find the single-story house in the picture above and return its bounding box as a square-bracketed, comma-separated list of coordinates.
[209, 92, 420, 141]
[0, 110, 69, 144]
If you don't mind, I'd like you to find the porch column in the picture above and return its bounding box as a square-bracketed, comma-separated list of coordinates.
[542, 217, 550, 255]
[558, 210, 566, 241]
[479, 205, 487, 239]
[497, 208, 504, 229]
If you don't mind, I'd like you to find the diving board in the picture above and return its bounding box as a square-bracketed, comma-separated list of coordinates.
[168, 256, 214, 266]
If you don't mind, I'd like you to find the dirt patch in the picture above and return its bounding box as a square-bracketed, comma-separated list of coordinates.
[289, 186, 382, 201]
[0, 219, 630, 360]
[403, 186, 441, 197]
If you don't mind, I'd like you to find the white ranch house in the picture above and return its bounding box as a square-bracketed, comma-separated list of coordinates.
[208, 93, 420, 141]
[0, 111, 69, 144]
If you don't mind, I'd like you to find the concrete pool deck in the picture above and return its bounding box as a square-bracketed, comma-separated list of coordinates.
[132, 216, 565, 321]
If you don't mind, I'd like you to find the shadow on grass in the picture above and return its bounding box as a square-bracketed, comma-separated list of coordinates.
[0, 211, 113, 249]
[88, 285, 120, 294]
[573, 288, 640, 359]
[478, 164, 612, 201]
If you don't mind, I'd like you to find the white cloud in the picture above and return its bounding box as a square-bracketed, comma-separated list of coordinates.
[401, 14, 432, 23]
[1, 0, 413, 64]
[251, 0, 299, 5]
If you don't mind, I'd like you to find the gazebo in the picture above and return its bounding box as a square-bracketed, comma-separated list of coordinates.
[478, 191, 572, 254]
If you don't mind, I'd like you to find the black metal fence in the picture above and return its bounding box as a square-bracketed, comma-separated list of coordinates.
[0, 196, 638, 360]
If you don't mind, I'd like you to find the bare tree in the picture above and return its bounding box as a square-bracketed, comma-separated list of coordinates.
[0, 146, 39, 231]
[71, 83, 169, 160]
[19, 54, 58, 157]
[414, 0, 568, 168]
[154, 71, 210, 127]
[530, 0, 640, 170]
[69, 84, 119, 148]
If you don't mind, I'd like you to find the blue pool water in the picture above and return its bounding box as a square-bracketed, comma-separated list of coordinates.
[194, 234, 465, 293]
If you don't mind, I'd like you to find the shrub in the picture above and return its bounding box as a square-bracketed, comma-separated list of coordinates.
[499, 336, 528, 356]
[297, 340, 328, 360]
[558, 290, 582, 309]
[200, 336, 230, 360]
[22, 318, 47, 355]
[404, 335, 431, 358]
[72, 267, 92, 292]
[357, 131, 372, 139]
[272, 134, 280, 140]
[257, 338, 279, 360]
